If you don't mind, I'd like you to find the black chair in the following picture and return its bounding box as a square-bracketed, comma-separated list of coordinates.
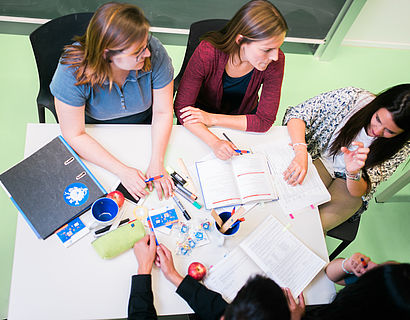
[173, 19, 229, 96]
[30, 12, 93, 123]
[327, 217, 361, 261]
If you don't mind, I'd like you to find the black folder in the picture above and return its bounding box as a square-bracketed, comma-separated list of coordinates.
[0, 136, 106, 239]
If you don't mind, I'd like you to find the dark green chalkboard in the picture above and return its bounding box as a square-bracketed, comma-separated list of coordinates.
[0, 0, 347, 41]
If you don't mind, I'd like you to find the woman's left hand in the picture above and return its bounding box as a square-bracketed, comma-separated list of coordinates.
[180, 106, 215, 126]
[341, 141, 370, 174]
[145, 162, 174, 200]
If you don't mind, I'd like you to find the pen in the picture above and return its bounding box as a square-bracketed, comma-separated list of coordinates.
[166, 166, 187, 186]
[360, 258, 368, 268]
[172, 193, 191, 220]
[174, 187, 202, 209]
[174, 181, 198, 200]
[145, 175, 164, 183]
[222, 132, 236, 146]
[95, 218, 130, 235]
[147, 218, 159, 245]
[234, 149, 250, 154]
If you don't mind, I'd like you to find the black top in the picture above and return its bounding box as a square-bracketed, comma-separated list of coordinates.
[221, 69, 254, 114]
[128, 274, 227, 320]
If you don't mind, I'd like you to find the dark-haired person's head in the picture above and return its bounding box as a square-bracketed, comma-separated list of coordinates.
[223, 275, 290, 320]
[330, 83, 410, 168]
[312, 263, 410, 319]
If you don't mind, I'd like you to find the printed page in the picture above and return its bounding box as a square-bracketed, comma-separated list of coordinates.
[231, 153, 277, 204]
[204, 247, 263, 302]
[253, 143, 330, 214]
[195, 158, 241, 209]
[240, 215, 326, 298]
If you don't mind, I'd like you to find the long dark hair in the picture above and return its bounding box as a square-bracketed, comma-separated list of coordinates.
[201, 0, 287, 61]
[307, 264, 410, 319]
[330, 84, 410, 179]
[224, 275, 290, 320]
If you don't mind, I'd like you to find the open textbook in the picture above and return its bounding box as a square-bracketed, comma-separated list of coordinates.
[253, 142, 330, 214]
[195, 153, 278, 209]
[204, 215, 326, 301]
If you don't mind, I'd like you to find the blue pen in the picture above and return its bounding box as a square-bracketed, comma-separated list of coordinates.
[145, 175, 164, 183]
[234, 149, 250, 154]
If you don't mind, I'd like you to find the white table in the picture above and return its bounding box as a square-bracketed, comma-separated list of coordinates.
[8, 123, 335, 320]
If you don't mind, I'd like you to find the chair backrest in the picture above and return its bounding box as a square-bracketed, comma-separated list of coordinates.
[30, 12, 93, 123]
[173, 19, 229, 96]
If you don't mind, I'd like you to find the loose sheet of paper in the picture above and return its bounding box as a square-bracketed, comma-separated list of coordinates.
[253, 143, 330, 214]
[240, 215, 326, 298]
[204, 247, 263, 302]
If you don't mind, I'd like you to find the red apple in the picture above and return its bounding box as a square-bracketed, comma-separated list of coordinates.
[107, 191, 125, 208]
[188, 262, 207, 281]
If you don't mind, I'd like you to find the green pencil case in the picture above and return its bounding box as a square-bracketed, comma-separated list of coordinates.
[92, 220, 145, 259]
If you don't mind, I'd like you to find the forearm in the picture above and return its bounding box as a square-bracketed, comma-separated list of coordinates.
[150, 109, 173, 166]
[287, 118, 307, 144]
[346, 176, 368, 197]
[63, 131, 128, 177]
[325, 258, 349, 283]
[184, 123, 221, 148]
[210, 113, 247, 131]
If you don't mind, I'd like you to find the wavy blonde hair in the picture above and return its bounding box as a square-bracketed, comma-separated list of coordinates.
[61, 2, 150, 89]
[202, 0, 287, 60]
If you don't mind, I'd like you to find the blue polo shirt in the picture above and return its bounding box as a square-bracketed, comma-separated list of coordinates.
[50, 36, 173, 121]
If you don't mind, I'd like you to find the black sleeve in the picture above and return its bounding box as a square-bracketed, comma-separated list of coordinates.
[176, 275, 228, 320]
[128, 274, 158, 320]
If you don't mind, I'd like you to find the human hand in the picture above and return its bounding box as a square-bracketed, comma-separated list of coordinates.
[283, 146, 308, 185]
[145, 162, 174, 200]
[344, 252, 371, 277]
[118, 166, 149, 200]
[180, 106, 216, 127]
[210, 139, 236, 160]
[156, 244, 184, 287]
[133, 234, 157, 274]
[283, 288, 305, 320]
[341, 141, 370, 175]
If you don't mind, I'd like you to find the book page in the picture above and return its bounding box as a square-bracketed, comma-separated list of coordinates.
[204, 247, 263, 302]
[240, 215, 326, 298]
[253, 143, 330, 213]
[195, 158, 241, 209]
[231, 153, 277, 203]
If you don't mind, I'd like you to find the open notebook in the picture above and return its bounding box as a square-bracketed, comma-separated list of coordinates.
[195, 153, 278, 209]
[204, 215, 326, 301]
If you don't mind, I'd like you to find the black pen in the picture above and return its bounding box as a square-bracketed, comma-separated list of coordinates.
[172, 193, 191, 220]
[95, 218, 130, 235]
[222, 132, 241, 155]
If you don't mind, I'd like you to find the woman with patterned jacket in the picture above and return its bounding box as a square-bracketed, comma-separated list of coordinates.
[282, 85, 410, 232]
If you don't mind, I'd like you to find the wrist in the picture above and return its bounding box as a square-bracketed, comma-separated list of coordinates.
[341, 258, 353, 274]
[346, 169, 362, 181]
[168, 271, 184, 287]
[137, 265, 152, 275]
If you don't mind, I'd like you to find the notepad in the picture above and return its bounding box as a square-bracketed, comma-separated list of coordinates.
[195, 153, 278, 209]
[0, 136, 106, 239]
[253, 142, 331, 214]
[204, 215, 326, 301]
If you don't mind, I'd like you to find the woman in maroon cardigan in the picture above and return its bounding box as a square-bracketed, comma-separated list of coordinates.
[174, 0, 287, 160]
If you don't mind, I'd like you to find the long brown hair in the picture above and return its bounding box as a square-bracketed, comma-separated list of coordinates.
[202, 0, 287, 60]
[61, 2, 150, 88]
[330, 84, 410, 180]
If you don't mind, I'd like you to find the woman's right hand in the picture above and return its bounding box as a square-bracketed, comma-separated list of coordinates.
[118, 166, 149, 200]
[211, 139, 236, 160]
[283, 146, 308, 185]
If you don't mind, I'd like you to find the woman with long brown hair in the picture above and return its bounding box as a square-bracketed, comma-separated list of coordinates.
[282, 85, 410, 232]
[174, 0, 288, 160]
[50, 2, 174, 200]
